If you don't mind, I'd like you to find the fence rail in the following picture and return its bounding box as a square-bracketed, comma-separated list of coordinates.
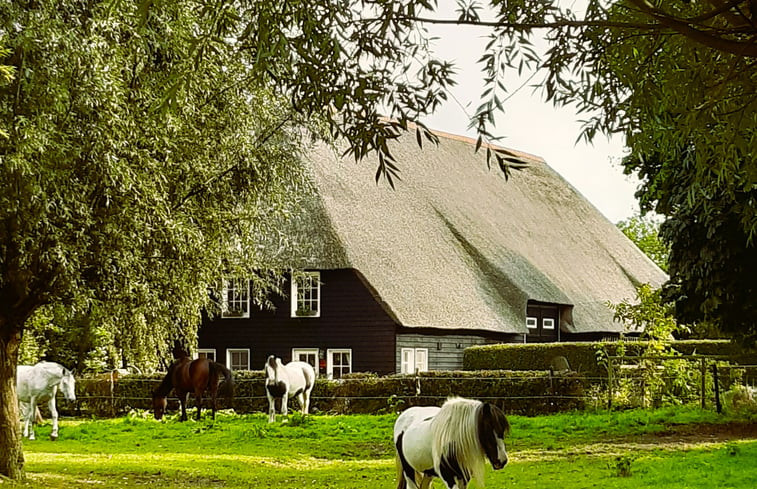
[55, 360, 755, 418]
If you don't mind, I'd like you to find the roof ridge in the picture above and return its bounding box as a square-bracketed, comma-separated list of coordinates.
[389, 119, 545, 164]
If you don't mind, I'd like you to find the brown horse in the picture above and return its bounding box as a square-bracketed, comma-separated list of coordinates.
[152, 357, 234, 421]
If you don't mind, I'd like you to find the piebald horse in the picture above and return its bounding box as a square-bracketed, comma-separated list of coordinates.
[264, 355, 315, 423]
[152, 357, 234, 421]
[394, 397, 510, 489]
[17, 361, 77, 440]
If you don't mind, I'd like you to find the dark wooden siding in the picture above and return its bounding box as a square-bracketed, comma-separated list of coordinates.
[198, 269, 397, 375]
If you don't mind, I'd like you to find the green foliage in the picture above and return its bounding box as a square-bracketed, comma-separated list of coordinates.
[609, 284, 683, 346]
[0, 0, 312, 359]
[607, 285, 709, 408]
[465, 339, 749, 380]
[19, 303, 113, 371]
[616, 215, 669, 272]
[441, 1, 757, 345]
[611, 455, 634, 478]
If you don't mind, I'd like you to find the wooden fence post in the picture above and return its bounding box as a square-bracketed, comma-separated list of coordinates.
[607, 357, 614, 410]
[700, 357, 707, 409]
[713, 363, 722, 414]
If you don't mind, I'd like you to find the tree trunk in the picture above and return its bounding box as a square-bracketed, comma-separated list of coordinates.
[0, 329, 24, 479]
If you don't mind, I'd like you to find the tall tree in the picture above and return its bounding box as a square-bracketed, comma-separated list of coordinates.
[616, 214, 669, 272]
[0, 1, 312, 477]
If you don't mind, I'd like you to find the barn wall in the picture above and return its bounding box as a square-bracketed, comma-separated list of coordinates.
[198, 269, 397, 376]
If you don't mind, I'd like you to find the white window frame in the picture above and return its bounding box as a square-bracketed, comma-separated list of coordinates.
[292, 348, 319, 374]
[196, 349, 216, 362]
[400, 348, 428, 374]
[543, 318, 556, 330]
[221, 278, 250, 318]
[291, 271, 321, 318]
[326, 349, 352, 379]
[226, 348, 250, 371]
[526, 317, 538, 329]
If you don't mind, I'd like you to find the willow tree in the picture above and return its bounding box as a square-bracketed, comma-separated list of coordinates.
[0, 1, 313, 477]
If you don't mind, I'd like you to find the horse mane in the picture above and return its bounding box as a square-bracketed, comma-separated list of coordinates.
[430, 397, 486, 486]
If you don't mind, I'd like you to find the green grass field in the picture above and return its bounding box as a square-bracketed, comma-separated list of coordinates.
[10, 407, 757, 488]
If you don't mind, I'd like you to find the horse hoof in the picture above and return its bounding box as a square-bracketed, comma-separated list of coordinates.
[50, 434, 58, 441]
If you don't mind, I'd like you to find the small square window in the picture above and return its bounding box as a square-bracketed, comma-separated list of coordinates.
[291, 272, 321, 317]
[227, 348, 250, 371]
[526, 317, 538, 329]
[327, 349, 351, 379]
[543, 318, 556, 330]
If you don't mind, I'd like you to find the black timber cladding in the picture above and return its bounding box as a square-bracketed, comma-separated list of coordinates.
[198, 269, 397, 375]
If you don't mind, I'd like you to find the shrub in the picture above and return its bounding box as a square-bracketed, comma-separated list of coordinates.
[73, 369, 587, 417]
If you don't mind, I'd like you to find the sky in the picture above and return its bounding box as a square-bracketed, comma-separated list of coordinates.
[417, 2, 642, 224]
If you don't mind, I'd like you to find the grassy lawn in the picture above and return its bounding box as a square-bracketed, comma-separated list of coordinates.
[9, 407, 757, 488]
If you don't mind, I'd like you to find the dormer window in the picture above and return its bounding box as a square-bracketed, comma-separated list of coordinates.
[291, 271, 321, 318]
[525, 301, 560, 342]
[222, 278, 250, 318]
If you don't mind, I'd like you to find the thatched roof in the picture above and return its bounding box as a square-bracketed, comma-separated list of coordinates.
[282, 129, 666, 335]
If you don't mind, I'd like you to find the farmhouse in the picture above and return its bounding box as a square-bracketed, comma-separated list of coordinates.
[197, 128, 666, 377]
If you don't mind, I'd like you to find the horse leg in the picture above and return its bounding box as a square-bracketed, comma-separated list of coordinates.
[281, 392, 289, 417]
[296, 392, 306, 415]
[29, 396, 39, 440]
[418, 474, 433, 489]
[404, 471, 420, 489]
[48, 396, 59, 440]
[209, 385, 218, 420]
[20, 401, 31, 439]
[180, 392, 189, 421]
[195, 391, 202, 421]
[267, 392, 276, 423]
[303, 388, 311, 415]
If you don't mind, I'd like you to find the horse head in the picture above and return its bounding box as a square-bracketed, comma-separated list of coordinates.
[265, 355, 283, 383]
[152, 391, 168, 420]
[59, 368, 77, 402]
[478, 403, 509, 470]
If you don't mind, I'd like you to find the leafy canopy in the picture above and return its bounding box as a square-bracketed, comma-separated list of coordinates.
[616, 214, 669, 272]
[0, 0, 313, 364]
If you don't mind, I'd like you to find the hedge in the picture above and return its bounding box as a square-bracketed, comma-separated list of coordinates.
[463, 340, 755, 378]
[71, 369, 587, 418]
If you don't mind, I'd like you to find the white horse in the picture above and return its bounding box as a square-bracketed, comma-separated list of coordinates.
[17, 361, 76, 440]
[264, 355, 315, 423]
[393, 397, 510, 489]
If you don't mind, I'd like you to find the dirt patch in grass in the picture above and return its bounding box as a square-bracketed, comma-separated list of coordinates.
[516, 422, 757, 461]
[617, 421, 757, 446]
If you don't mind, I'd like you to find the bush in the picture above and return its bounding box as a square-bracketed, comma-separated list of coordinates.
[464, 340, 750, 377]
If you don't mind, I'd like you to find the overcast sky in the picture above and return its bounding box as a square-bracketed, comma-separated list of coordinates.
[418, 1, 642, 224]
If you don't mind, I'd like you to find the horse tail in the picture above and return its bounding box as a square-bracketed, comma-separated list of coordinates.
[211, 361, 234, 404]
